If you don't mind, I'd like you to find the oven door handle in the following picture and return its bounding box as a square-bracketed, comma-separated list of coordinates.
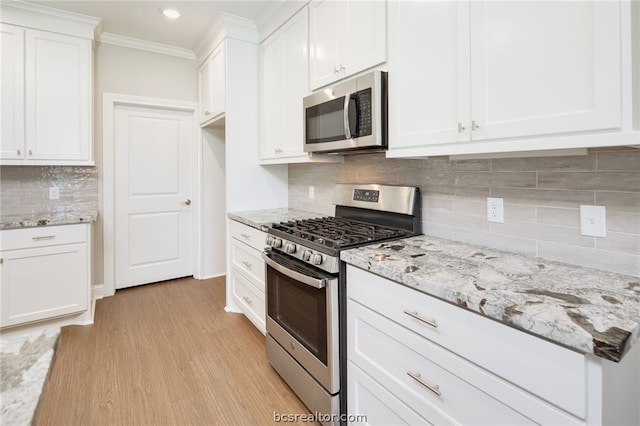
[263, 253, 331, 289]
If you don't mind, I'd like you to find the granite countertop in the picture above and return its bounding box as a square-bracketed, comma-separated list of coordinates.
[341, 235, 640, 362]
[0, 211, 98, 230]
[228, 208, 325, 231]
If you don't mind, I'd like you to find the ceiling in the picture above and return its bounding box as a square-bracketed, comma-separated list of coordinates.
[31, 1, 280, 51]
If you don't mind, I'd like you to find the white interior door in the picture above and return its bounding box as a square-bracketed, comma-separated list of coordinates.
[114, 104, 194, 289]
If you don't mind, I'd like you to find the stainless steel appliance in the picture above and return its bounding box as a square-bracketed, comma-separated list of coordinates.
[303, 71, 387, 155]
[263, 184, 420, 425]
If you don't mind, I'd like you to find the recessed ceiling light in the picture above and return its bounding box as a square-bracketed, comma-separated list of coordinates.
[161, 8, 181, 19]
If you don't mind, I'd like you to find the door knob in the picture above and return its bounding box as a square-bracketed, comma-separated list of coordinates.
[181, 199, 191, 206]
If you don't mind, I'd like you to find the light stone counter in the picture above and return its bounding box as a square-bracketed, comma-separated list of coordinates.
[0, 210, 98, 230]
[341, 235, 640, 362]
[228, 208, 325, 231]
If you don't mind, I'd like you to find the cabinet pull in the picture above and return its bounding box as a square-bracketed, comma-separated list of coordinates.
[403, 310, 438, 328]
[17, 149, 21, 155]
[32, 235, 56, 241]
[472, 120, 480, 131]
[457, 122, 466, 133]
[333, 67, 340, 74]
[407, 371, 441, 396]
[240, 233, 250, 239]
[242, 261, 252, 269]
[28, 150, 33, 156]
[242, 296, 253, 305]
[0, 258, 3, 264]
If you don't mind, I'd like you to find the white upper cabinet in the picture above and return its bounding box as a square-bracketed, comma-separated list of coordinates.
[198, 41, 226, 126]
[309, 0, 386, 90]
[388, 0, 630, 158]
[1, 24, 93, 165]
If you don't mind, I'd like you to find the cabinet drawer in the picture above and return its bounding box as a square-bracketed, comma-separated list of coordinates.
[347, 265, 586, 419]
[348, 300, 581, 425]
[231, 239, 265, 291]
[229, 220, 266, 252]
[1, 223, 87, 250]
[231, 270, 265, 333]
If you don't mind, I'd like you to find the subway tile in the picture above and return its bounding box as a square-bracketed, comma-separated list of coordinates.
[422, 185, 490, 199]
[537, 241, 640, 277]
[596, 151, 640, 171]
[607, 211, 640, 234]
[424, 158, 491, 172]
[421, 221, 454, 240]
[491, 155, 594, 172]
[421, 209, 491, 231]
[596, 232, 640, 255]
[537, 207, 580, 227]
[505, 204, 537, 222]
[422, 196, 454, 212]
[455, 172, 537, 188]
[491, 187, 594, 208]
[538, 172, 640, 192]
[452, 228, 538, 256]
[595, 192, 640, 213]
[452, 199, 485, 216]
[422, 172, 455, 186]
[490, 221, 593, 247]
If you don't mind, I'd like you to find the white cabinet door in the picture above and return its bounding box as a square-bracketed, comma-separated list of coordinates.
[25, 29, 91, 161]
[0, 24, 25, 160]
[260, 6, 309, 162]
[388, 1, 469, 149]
[469, 0, 621, 142]
[199, 42, 226, 125]
[309, 0, 387, 90]
[1, 242, 88, 327]
[388, 0, 624, 157]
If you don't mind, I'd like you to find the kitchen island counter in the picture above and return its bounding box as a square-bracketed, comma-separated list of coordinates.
[341, 235, 640, 362]
[228, 208, 324, 231]
[0, 210, 98, 230]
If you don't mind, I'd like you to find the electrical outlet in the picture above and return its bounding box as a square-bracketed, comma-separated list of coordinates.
[49, 187, 60, 200]
[308, 186, 315, 200]
[580, 205, 606, 237]
[487, 197, 504, 223]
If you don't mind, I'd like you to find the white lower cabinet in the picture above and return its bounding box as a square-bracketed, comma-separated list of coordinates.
[0, 224, 90, 327]
[229, 220, 266, 333]
[346, 265, 640, 425]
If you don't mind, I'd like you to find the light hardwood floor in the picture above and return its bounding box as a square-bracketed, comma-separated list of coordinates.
[34, 277, 313, 425]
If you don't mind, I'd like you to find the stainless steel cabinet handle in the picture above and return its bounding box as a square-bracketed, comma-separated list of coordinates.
[339, 64, 345, 71]
[242, 296, 253, 305]
[472, 120, 479, 131]
[334, 67, 340, 74]
[242, 261, 252, 269]
[180, 199, 191, 206]
[240, 233, 250, 239]
[407, 371, 441, 396]
[28, 150, 33, 156]
[32, 235, 56, 241]
[457, 122, 466, 133]
[17, 149, 21, 155]
[403, 310, 438, 328]
[204, 110, 212, 115]
[0, 258, 3, 264]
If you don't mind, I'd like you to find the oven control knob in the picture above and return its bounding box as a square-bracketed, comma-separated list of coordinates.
[302, 250, 312, 261]
[285, 243, 297, 254]
[311, 253, 323, 265]
[272, 238, 283, 248]
[265, 235, 273, 246]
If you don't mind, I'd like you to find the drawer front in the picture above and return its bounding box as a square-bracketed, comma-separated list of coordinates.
[348, 300, 582, 426]
[347, 265, 586, 418]
[1, 223, 87, 250]
[348, 361, 431, 426]
[231, 239, 265, 290]
[231, 270, 265, 333]
[229, 220, 266, 252]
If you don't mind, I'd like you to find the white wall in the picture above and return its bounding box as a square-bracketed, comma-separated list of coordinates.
[93, 43, 198, 288]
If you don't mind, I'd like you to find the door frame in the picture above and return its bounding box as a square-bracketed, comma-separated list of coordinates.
[102, 93, 201, 297]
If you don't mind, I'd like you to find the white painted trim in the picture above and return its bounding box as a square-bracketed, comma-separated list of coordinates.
[92, 283, 105, 300]
[195, 12, 258, 63]
[102, 93, 199, 296]
[98, 32, 196, 60]
[0, 0, 101, 39]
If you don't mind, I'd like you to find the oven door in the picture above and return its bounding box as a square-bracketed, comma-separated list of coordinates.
[263, 249, 340, 395]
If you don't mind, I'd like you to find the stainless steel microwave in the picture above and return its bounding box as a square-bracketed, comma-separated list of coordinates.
[303, 71, 387, 154]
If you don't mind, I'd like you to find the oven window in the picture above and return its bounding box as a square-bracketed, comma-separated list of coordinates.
[267, 266, 328, 365]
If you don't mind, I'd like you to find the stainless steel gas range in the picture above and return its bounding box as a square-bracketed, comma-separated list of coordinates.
[263, 184, 420, 425]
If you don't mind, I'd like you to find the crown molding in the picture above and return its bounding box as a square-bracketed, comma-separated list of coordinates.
[256, 0, 308, 43]
[194, 12, 258, 62]
[98, 32, 196, 60]
[0, 0, 101, 39]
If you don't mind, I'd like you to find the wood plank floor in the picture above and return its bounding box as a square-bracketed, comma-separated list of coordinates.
[34, 277, 313, 425]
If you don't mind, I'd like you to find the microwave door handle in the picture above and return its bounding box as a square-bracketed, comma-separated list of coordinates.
[343, 93, 351, 139]
[262, 252, 329, 289]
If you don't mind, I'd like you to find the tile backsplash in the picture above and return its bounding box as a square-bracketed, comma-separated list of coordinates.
[289, 149, 640, 277]
[0, 166, 98, 218]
